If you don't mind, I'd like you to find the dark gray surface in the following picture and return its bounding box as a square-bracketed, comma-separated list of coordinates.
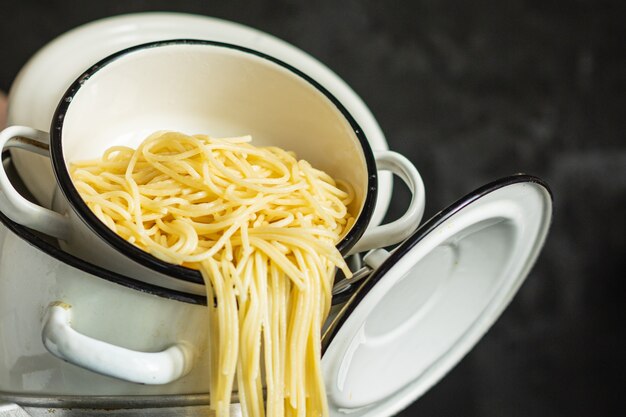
[1, 1, 625, 416]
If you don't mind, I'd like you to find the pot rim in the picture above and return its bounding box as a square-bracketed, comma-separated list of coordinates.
[50, 39, 378, 285]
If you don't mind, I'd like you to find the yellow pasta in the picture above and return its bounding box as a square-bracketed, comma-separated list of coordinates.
[70, 131, 355, 417]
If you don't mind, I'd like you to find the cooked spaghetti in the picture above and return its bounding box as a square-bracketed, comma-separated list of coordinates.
[70, 131, 355, 417]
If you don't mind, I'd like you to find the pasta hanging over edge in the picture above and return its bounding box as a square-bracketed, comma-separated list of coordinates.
[70, 131, 355, 417]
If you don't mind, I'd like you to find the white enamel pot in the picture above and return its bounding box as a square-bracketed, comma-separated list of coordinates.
[0, 163, 208, 395]
[0, 39, 426, 296]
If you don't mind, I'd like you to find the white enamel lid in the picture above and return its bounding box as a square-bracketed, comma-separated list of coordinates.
[322, 175, 552, 417]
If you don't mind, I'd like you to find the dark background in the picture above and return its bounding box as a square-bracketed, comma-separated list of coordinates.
[1, 0, 625, 416]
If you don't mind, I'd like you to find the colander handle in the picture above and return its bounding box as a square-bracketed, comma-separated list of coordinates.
[42, 302, 196, 385]
[348, 150, 425, 255]
[0, 126, 69, 240]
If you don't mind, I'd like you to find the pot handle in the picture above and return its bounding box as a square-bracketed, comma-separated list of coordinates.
[348, 150, 425, 255]
[0, 126, 69, 240]
[42, 302, 195, 385]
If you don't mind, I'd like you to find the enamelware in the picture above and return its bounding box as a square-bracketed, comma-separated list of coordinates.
[0, 40, 426, 295]
[0, 13, 554, 417]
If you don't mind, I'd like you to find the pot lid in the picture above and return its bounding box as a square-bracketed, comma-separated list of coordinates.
[322, 174, 552, 417]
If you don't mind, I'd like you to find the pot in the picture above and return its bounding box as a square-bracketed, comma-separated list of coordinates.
[0, 40, 426, 295]
[0, 156, 208, 395]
